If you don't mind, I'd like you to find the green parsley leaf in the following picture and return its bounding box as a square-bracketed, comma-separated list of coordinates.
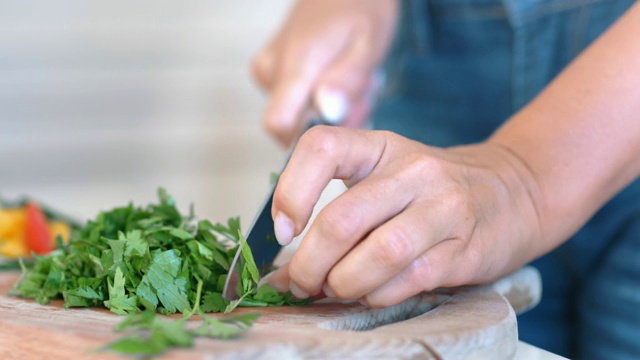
[139, 250, 190, 314]
[105, 267, 140, 315]
[200, 292, 227, 313]
[192, 313, 260, 339]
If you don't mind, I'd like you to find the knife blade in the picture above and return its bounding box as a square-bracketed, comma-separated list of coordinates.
[222, 111, 334, 301]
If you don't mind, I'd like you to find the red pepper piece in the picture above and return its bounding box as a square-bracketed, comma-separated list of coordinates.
[25, 202, 53, 255]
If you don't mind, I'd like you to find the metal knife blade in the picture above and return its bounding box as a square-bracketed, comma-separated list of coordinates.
[222, 111, 331, 301]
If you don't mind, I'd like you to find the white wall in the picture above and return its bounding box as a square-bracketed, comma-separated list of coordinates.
[0, 1, 294, 225]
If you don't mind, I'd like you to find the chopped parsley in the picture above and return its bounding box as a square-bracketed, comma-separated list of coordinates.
[9, 188, 308, 357]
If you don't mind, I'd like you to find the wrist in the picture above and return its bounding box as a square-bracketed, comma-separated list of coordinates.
[451, 142, 548, 261]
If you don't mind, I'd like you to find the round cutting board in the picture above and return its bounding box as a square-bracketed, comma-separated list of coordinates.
[0, 267, 540, 360]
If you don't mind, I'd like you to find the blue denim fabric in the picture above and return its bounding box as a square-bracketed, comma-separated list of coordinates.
[372, 1, 639, 358]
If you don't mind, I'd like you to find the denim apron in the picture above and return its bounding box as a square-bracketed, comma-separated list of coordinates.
[372, 1, 639, 358]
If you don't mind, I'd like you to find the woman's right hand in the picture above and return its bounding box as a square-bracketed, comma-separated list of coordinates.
[252, 0, 399, 147]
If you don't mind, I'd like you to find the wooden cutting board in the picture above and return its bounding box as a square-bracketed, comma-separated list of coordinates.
[0, 267, 540, 360]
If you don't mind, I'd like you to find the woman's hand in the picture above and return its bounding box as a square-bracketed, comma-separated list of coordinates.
[252, 0, 398, 147]
[266, 126, 544, 307]
[263, 1, 640, 309]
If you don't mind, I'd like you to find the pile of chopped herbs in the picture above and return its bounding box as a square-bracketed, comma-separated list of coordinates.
[9, 189, 306, 357]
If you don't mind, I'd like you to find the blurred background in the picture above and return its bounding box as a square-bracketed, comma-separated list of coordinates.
[0, 0, 296, 223]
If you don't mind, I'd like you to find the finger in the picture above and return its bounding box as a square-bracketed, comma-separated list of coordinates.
[264, 263, 291, 293]
[361, 239, 469, 308]
[251, 38, 281, 91]
[287, 169, 418, 296]
[272, 127, 388, 245]
[262, 30, 352, 147]
[324, 198, 473, 300]
[313, 29, 378, 124]
[263, 263, 329, 300]
[263, 73, 316, 147]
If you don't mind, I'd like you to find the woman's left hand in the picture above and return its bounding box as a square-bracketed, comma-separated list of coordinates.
[266, 126, 543, 307]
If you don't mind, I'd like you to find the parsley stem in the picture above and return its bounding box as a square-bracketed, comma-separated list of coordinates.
[184, 279, 203, 319]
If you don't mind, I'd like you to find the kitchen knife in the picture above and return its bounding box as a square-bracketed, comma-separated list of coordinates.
[222, 111, 336, 301]
[223, 71, 386, 301]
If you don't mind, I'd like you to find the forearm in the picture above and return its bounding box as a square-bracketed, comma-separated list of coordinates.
[490, 2, 640, 253]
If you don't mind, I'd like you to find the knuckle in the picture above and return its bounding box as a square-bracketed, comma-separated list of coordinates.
[315, 206, 361, 243]
[251, 49, 276, 87]
[272, 186, 293, 216]
[326, 273, 357, 300]
[250, 53, 264, 77]
[300, 126, 340, 157]
[288, 260, 317, 293]
[251, 63, 266, 87]
[447, 189, 473, 219]
[376, 130, 401, 150]
[253, 47, 269, 65]
[262, 117, 287, 138]
[405, 255, 433, 291]
[372, 226, 415, 270]
[448, 189, 469, 210]
[396, 152, 445, 184]
[414, 154, 445, 178]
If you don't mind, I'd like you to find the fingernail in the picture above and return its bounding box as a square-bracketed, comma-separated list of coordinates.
[316, 87, 349, 125]
[322, 283, 336, 298]
[274, 212, 294, 246]
[289, 281, 310, 299]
